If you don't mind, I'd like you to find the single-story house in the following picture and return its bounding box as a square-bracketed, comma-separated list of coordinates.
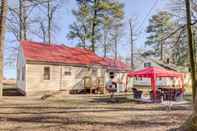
[16, 41, 129, 96]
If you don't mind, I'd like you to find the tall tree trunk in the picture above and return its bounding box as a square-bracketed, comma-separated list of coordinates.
[23, 1, 27, 40]
[82, 38, 86, 48]
[0, 0, 8, 96]
[103, 29, 108, 57]
[114, 36, 118, 60]
[193, 31, 197, 68]
[82, 24, 87, 48]
[40, 21, 46, 43]
[185, 0, 197, 108]
[179, 1, 197, 130]
[19, 0, 27, 40]
[91, 0, 97, 52]
[160, 41, 163, 61]
[19, 0, 23, 40]
[47, 0, 51, 44]
[129, 19, 134, 69]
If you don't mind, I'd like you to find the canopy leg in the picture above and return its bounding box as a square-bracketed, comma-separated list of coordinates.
[180, 77, 184, 93]
[125, 75, 128, 92]
[151, 77, 157, 99]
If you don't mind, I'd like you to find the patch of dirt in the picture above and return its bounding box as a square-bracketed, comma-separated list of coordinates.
[0, 95, 192, 131]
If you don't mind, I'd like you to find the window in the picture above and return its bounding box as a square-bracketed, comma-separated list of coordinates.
[92, 68, 97, 76]
[88, 67, 91, 71]
[144, 62, 151, 67]
[44, 67, 50, 80]
[64, 67, 72, 76]
[135, 77, 142, 80]
[109, 72, 114, 79]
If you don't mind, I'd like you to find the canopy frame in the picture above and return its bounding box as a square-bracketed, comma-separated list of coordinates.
[126, 67, 184, 97]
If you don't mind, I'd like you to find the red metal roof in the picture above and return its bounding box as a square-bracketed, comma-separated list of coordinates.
[20, 41, 128, 70]
[127, 66, 184, 78]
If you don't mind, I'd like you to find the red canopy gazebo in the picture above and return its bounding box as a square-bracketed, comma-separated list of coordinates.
[126, 66, 185, 97]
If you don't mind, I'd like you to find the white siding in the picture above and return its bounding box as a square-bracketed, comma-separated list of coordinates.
[19, 61, 128, 95]
[26, 64, 61, 95]
[16, 46, 26, 94]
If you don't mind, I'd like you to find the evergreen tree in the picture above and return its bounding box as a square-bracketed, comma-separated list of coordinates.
[67, 1, 91, 48]
[145, 11, 174, 61]
[68, 0, 124, 53]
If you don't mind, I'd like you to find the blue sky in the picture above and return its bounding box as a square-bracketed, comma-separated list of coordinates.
[4, 0, 169, 79]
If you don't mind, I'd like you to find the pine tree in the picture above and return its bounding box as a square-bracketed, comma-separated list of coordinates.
[145, 11, 174, 61]
[68, 0, 124, 53]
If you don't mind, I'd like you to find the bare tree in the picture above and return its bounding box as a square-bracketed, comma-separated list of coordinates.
[31, 0, 63, 44]
[7, 0, 63, 43]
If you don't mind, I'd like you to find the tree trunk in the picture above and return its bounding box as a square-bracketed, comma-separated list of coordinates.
[185, 0, 197, 107]
[19, 0, 27, 40]
[47, 0, 51, 44]
[40, 21, 46, 43]
[19, 0, 23, 40]
[82, 38, 86, 48]
[23, 3, 27, 40]
[82, 24, 87, 48]
[91, 0, 97, 52]
[103, 29, 108, 57]
[160, 41, 163, 61]
[179, 0, 197, 130]
[0, 0, 8, 97]
[114, 36, 118, 60]
[129, 19, 134, 69]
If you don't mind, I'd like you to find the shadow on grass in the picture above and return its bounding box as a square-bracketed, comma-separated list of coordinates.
[0, 114, 178, 130]
[0, 95, 190, 130]
[0, 103, 191, 116]
[89, 96, 147, 104]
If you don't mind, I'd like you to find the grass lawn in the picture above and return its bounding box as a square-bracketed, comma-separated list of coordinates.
[0, 92, 192, 131]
